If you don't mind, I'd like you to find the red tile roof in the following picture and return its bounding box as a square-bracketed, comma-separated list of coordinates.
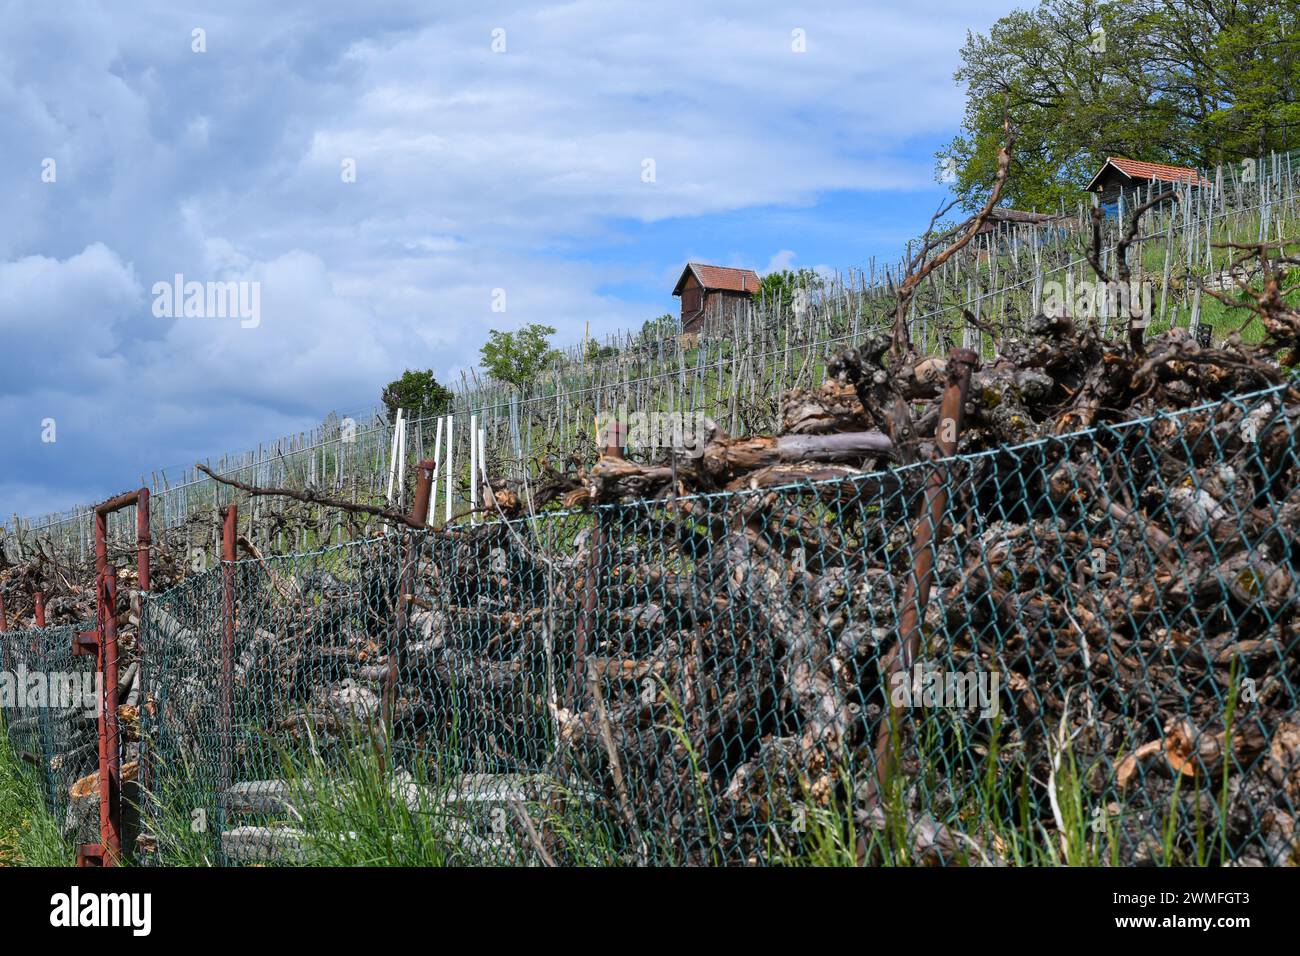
[673, 263, 762, 296]
[1088, 156, 1211, 191]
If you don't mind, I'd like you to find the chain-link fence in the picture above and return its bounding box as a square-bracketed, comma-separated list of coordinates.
[1, 622, 100, 846]
[8, 384, 1300, 865]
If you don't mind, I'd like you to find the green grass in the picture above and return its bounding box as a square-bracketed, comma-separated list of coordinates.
[141, 722, 563, 867]
[0, 727, 73, 866]
[763, 687, 1262, 869]
[278, 731, 456, 866]
[279, 730, 631, 866]
[133, 747, 227, 867]
[126, 689, 1263, 868]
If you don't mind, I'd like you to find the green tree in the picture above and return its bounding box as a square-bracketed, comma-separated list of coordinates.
[381, 369, 454, 423]
[479, 323, 561, 388]
[637, 313, 679, 342]
[585, 338, 619, 362]
[760, 269, 825, 310]
[939, 0, 1300, 211]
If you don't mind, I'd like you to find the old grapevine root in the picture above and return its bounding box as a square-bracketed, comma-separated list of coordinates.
[113, 297, 1299, 865]
[466, 221, 1299, 863]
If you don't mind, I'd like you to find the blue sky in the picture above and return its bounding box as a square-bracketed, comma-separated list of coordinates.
[0, 0, 1023, 517]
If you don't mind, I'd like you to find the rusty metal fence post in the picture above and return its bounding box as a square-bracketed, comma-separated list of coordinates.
[101, 571, 123, 865]
[0, 593, 8, 681]
[31, 591, 45, 651]
[864, 348, 978, 823]
[73, 488, 151, 867]
[382, 460, 437, 745]
[219, 504, 237, 802]
[137, 489, 151, 593]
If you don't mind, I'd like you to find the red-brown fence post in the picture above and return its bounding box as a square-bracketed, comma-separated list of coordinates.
[408, 460, 436, 532]
[31, 591, 45, 652]
[71, 509, 113, 866]
[99, 571, 123, 864]
[137, 489, 151, 592]
[863, 348, 979, 827]
[0, 593, 9, 678]
[381, 460, 437, 756]
[219, 504, 237, 801]
[73, 488, 149, 866]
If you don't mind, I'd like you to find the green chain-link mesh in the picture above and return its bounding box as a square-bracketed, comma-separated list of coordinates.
[9, 384, 1300, 865]
[2, 622, 100, 845]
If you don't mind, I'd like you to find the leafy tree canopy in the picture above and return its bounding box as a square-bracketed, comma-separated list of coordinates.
[381, 369, 454, 423]
[479, 323, 561, 389]
[638, 313, 680, 342]
[939, 0, 1300, 210]
[761, 269, 825, 310]
[585, 338, 619, 361]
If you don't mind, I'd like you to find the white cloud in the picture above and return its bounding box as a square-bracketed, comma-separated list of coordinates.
[764, 250, 798, 274]
[0, 0, 1022, 515]
[0, 243, 140, 390]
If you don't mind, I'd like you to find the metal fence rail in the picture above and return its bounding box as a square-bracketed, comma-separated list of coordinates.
[7, 385, 1300, 865]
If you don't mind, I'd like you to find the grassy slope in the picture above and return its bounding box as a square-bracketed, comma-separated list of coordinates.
[0, 728, 72, 866]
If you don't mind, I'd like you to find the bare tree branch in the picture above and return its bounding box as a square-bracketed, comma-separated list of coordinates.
[196, 463, 422, 528]
[890, 115, 1015, 363]
[1087, 188, 1177, 355]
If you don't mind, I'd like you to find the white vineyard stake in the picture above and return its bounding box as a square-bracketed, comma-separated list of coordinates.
[444, 414, 454, 524]
[430, 416, 444, 528]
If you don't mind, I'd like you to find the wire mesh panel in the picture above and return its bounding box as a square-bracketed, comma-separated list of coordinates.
[137, 385, 1300, 865]
[1, 623, 98, 843]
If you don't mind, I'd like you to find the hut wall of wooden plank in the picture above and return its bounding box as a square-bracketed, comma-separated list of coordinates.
[673, 262, 761, 336]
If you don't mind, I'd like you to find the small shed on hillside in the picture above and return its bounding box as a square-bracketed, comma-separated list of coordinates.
[673, 263, 761, 335]
[1086, 156, 1211, 217]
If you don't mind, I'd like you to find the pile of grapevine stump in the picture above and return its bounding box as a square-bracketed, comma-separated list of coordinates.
[520, 314, 1300, 865]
